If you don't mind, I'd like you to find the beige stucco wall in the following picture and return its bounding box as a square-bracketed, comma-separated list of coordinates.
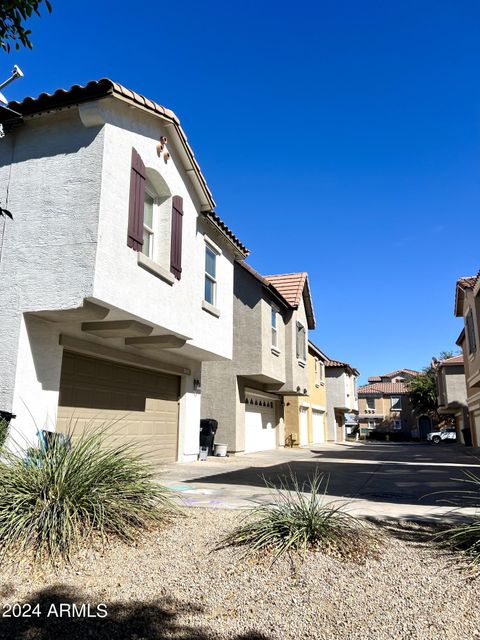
[284, 350, 327, 446]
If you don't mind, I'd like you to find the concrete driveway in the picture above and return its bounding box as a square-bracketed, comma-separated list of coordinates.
[162, 442, 480, 520]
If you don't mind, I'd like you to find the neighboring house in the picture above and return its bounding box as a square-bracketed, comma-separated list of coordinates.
[0, 78, 249, 463]
[357, 369, 422, 439]
[324, 358, 359, 442]
[455, 273, 480, 446]
[284, 341, 328, 447]
[432, 354, 469, 443]
[201, 264, 316, 454]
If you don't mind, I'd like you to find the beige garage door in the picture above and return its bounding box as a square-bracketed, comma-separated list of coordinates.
[57, 351, 180, 464]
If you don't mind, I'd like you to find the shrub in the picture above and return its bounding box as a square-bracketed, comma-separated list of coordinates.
[434, 471, 480, 571]
[0, 418, 9, 449]
[220, 470, 373, 562]
[0, 426, 180, 563]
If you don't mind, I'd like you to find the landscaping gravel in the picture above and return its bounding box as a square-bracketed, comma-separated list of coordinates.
[0, 509, 479, 639]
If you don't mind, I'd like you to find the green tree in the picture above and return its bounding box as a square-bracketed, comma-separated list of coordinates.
[407, 367, 438, 420]
[1, 0, 52, 53]
[407, 351, 461, 424]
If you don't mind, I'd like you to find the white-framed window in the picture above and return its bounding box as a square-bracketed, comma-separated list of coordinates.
[368, 420, 376, 430]
[204, 244, 217, 305]
[391, 396, 402, 411]
[366, 397, 375, 411]
[296, 322, 306, 361]
[314, 359, 325, 386]
[271, 307, 278, 348]
[142, 190, 155, 259]
[393, 420, 402, 430]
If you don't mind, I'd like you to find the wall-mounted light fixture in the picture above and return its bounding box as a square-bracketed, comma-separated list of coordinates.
[193, 378, 201, 392]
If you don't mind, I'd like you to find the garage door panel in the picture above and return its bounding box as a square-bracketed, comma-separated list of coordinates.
[244, 394, 277, 453]
[57, 352, 180, 464]
[312, 410, 325, 444]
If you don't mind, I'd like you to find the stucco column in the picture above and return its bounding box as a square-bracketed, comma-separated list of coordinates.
[9, 315, 63, 450]
[177, 364, 202, 463]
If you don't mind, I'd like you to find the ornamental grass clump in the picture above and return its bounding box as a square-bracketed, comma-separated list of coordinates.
[434, 471, 480, 573]
[0, 426, 180, 564]
[220, 470, 372, 563]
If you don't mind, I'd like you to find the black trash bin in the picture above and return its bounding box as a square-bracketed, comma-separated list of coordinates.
[462, 427, 472, 447]
[0, 411, 16, 424]
[200, 419, 218, 456]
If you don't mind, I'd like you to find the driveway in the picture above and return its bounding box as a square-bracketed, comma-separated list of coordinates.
[162, 442, 480, 520]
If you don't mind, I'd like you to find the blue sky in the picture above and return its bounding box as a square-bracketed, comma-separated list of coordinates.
[2, 1, 480, 383]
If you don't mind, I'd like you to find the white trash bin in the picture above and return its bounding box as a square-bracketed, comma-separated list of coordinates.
[213, 443, 228, 457]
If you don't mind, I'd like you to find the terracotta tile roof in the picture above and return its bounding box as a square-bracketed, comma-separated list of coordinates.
[324, 358, 360, 377]
[8, 78, 249, 258]
[263, 273, 307, 307]
[368, 376, 382, 382]
[380, 368, 419, 379]
[264, 272, 316, 330]
[439, 354, 464, 365]
[236, 261, 291, 308]
[202, 212, 249, 257]
[358, 382, 408, 395]
[455, 272, 480, 316]
[457, 275, 479, 289]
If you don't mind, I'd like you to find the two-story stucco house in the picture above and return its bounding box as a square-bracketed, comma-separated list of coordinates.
[324, 358, 359, 442]
[284, 340, 328, 447]
[0, 78, 248, 463]
[432, 354, 469, 443]
[357, 369, 422, 439]
[201, 264, 315, 454]
[455, 273, 480, 446]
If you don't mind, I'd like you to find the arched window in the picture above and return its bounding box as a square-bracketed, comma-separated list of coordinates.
[142, 168, 172, 271]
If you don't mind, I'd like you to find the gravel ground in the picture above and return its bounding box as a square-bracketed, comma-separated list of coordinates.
[0, 509, 479, 640]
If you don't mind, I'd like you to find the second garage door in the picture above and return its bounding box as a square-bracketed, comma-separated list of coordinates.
[57, 351, 180, 464]
[244, 393, 278, 453]
[311, 410, 325, 444]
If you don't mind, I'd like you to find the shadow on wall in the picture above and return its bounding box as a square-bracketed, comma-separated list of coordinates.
[0, 584, 270, 640]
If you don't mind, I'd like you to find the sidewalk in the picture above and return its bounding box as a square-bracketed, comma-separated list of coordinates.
[161, 442, 480, 522]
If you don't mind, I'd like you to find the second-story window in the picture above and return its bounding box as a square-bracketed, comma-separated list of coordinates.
[466, 309, 477, 355]
[391, 396, 402, 411]
[142, 191, 155, 259]
[314, 359, 324, 385]
[204, 245, 217, 305]
[271, 307, 278, 347]
[366, 397, 375, 410]
[296, 322, 306, 361]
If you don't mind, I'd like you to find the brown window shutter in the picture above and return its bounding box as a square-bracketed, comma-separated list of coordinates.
[170, 195, 183, 279]
[127, 148, 146, 250]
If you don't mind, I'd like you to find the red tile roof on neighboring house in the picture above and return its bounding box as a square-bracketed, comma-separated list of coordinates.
[368, 376, 382, 382]
[324, 358, 360, 377]
[8, 78, 249, 258]
[439, 354, 464, 365]
[381, 368, 419, 379]
[264, 272, 316, 330]
[455, 272, 480, 316]
[358, 382, 408, 395]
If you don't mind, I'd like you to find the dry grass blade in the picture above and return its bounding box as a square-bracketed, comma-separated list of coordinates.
[0, 422, 181, 564]
[219, 469, 375, 563]
[433, 471, 480, 573]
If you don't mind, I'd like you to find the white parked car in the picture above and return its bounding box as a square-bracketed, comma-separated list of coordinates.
[427, 428, 457, 444]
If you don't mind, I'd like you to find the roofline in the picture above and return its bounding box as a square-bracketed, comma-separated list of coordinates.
[307, 340, 329, 361]
[236, 260, 291, 309]
[456, 328, 466, 347]
[8, 78, 248, 256]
